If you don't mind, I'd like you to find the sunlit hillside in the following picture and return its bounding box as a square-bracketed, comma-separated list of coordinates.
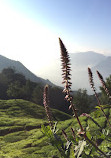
[0, 99, 110, 157]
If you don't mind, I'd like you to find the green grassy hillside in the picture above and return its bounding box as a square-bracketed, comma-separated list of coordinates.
[0, 99, 72, 158]
[0, 99, 110, 158]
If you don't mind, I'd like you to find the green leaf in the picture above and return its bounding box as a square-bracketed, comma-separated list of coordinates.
[93, 109, 101, 117]
[86, 131, 92, 140]
[95, 106, 101, 110]
[41, 124, 53, 138]
[101, 104, 111, 109]
[100, 133, 105, 140]
[52, 122, 59, 134]
[65, 141, 72, 157]
[75, 140, 86, 158]
[77, 140, 86, 158]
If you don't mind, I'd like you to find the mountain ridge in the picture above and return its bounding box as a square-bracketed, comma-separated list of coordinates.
[0, 55, 53, 86]
[0, 52, 111, 94]
[37, 51, 111, 94]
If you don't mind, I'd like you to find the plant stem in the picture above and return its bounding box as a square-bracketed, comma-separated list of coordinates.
[84, 134, 109, 158]
[59, 39, 108, 158]
[71, 104, 84, 131]
[94, 92, 111, 128]
[71, 101, 108, 157]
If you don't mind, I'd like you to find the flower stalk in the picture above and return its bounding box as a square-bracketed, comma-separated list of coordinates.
[88, 68, 111, 128]
[88, 67, 100, 104]
[59, 37, 84, 131]
[97, 70, 111, 99]
[80, 113, 102, 129]
[43, 84, 53, 128]
[62, 129, 69, 141]
[71, 128, 76, 140]
[59, 38, 108, 157]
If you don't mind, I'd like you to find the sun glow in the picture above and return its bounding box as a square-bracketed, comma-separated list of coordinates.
[0, 1, 59, 74]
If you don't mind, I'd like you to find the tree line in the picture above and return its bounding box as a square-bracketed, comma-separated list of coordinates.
[0, 68, 70, 113]
[0, 67, 109, 115]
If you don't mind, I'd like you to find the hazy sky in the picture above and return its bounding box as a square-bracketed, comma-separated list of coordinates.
[0, 0, 111, 76]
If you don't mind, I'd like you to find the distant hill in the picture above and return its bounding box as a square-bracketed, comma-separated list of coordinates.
[0, 55, 53, 86]
[70, 52, 109, 93]
[92, 56, 111, 77]
[70, 51, 105, 68]
[39, 51, 111, 94]
[1, 53, 111, 94]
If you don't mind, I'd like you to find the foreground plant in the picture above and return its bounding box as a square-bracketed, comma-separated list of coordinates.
[42, 84, 72, 158]
[41, 38, 110, 158]
[59, 38, 109, 157]
[88, 67, 111, 128]
[97, 70, 111, 99]
[43, 85, 53, 128]
[59, 38, 83, 132]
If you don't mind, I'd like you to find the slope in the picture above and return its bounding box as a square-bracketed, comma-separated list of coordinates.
[0, 99, 72, 158]
[0, 55, 53, 86]
[0, 99, 110, 157]
[92, 56, 111, 78]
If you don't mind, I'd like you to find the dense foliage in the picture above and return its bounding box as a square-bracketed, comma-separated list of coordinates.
[73, 89, 91, 115]
[0, 68, 69, 112]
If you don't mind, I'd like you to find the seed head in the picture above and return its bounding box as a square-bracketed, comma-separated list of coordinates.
[59, 38, 72, 101]
[97, 70, 111, 98]
[88, 67, 96, 93]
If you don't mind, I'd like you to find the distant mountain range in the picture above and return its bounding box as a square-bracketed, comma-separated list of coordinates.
[0, 52, 111, 94]
[0, 55, 53, 86]
[70, 51, 111, 93]
[39, 51, 111, 94]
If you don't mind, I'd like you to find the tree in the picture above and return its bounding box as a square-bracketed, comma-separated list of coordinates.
[73, 89, 91, 115]
[7, 81, 23, 99]
[49, 86, 70, 114]
[22, 80, 37, 101]
[0, 68, 27, 99]
[32, 85, 43, 105]
[2, 68, 15, 82]
[1, 68, 26, 85]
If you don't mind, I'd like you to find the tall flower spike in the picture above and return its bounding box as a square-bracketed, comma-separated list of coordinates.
[88, 68, 101, 106]
[88, 67, 96, 94]
[58, 39, 110, 156]
[59, 38, 84, 131]
[43, 85, 53, 128]
[96, 70, 111, 98]
[88, 68, 111, 128]
[59, 38, 72, 100]
[58, 40, 109, 157]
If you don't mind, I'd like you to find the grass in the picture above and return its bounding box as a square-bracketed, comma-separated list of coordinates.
[0, 99, 72, 158]
[0, 99, 110, 157]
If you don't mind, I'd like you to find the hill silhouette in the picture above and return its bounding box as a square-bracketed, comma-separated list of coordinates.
[0, 55, 53, 86]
